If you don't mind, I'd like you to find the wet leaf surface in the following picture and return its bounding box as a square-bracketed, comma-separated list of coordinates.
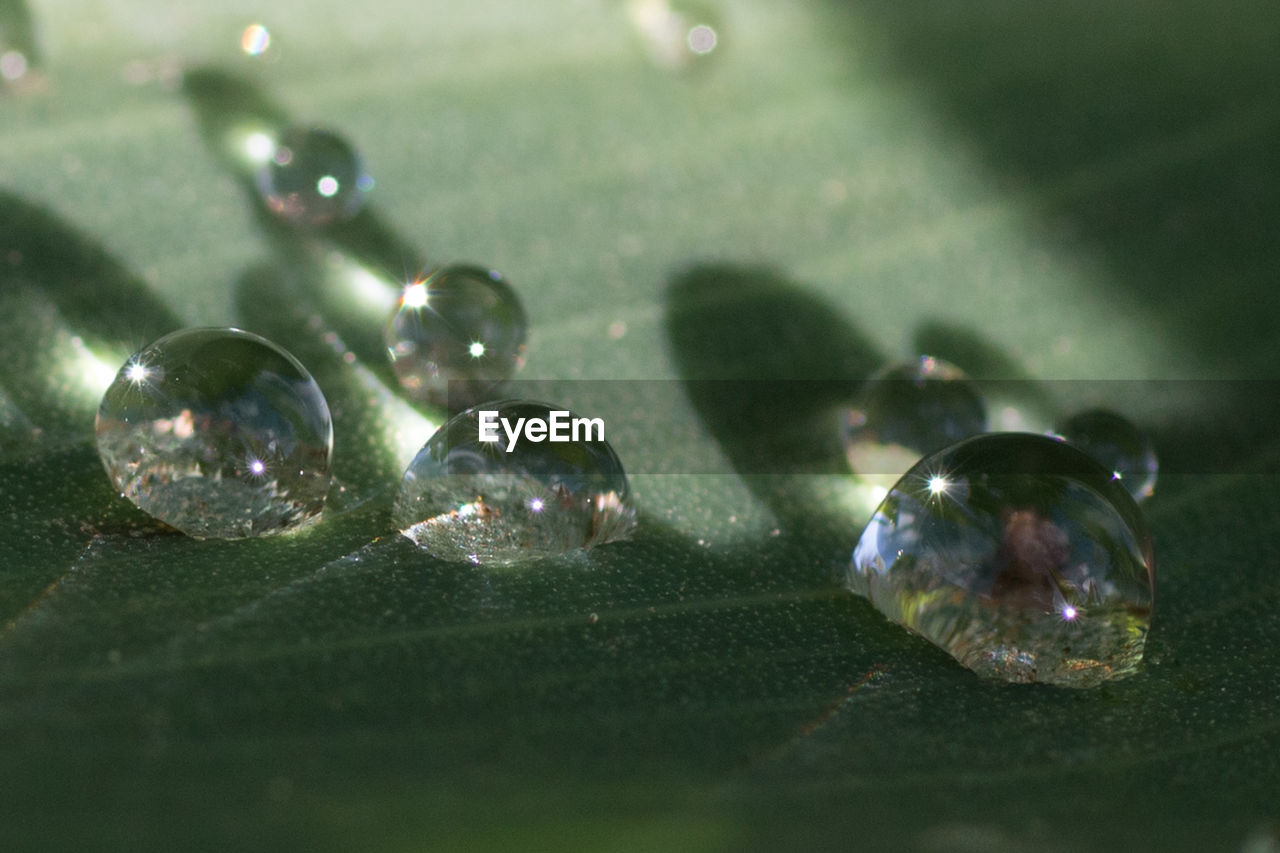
[1, 1, 1278, 850]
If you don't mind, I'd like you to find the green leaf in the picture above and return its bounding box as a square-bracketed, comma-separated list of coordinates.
[2, 1, 1279, 850]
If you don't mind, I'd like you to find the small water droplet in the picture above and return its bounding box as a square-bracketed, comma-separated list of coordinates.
[627, 0, 723, 72]
[385, 264, 528, 409]
[256, 127, 370, 227]
[393, 401, 635, 564]
[843, 357, 987, 489]
[1055, 408, 1158, 501]
[240, 23, 271, 57]
[850, 433, 1154, 687]
[0, 0, 41, 91]
[0, 49, 28, 81]
[95, 328, 333, 539]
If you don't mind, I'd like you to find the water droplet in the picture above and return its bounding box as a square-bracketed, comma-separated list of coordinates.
[394, 401, 635, 564]
[256, 127, 371, 227]
[95, 328, 333, 539]
[0, 0, 40, 90]
[627, 0, 722, 72]
[843, 357, 987, 490]
[1055, 408, 1158, 501]
[0, 49, 28, 81]
[240, 23, 271, 57]
[850, 433, 1154, 687]
[385, 264, 528, 409]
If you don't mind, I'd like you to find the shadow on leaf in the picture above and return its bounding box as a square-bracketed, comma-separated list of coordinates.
[664, 262, 882, 533]
[0, 189, 186, 617]
[183, 66, 427, 383]
[0, 188, 181, 443]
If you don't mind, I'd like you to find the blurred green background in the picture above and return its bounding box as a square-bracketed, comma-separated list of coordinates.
[2, 1, 1279, 850]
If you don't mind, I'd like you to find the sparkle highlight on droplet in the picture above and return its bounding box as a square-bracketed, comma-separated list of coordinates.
[385, 264, 527, 409]
[243, 131, 276, 166]
[401, 282, 429, 309]
[125, 361, 150, 385]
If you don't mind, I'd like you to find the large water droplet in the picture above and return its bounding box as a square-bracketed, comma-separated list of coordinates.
[843, 356, 987, 489]
[1055, 408, 1158, 501]
[95, 328, 333, 539]
[385, 264, 528, 410]
[850, 432, 1154, 687]
[394, 401, 635, 565]
[256, 126, 371, 227]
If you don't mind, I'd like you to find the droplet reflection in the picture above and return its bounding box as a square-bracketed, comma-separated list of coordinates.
[256, 126, 371, 227]
[394, 401, 635, 564]
[95, 328, 333, 539]
[842, 356, 987, 490]
[1054, 408, 1158, 502]
[385, 264, 528, 410]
